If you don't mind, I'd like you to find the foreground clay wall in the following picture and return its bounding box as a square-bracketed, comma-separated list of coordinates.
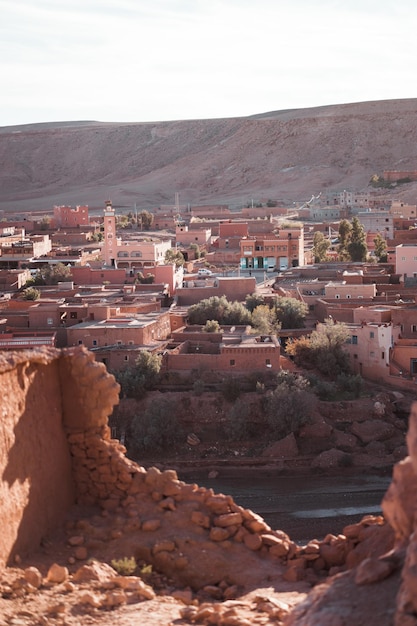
[0, 350, 74, 566]
[0, 346, 120, 567]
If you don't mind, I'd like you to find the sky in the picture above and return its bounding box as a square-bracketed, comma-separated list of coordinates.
[1, 0, 417, 127]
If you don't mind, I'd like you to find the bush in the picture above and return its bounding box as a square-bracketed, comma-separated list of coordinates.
[224, 399, 252, 440]
[306, 374, 338, 400]
[336, 373, 363, 398]
[111, 557, 137, 576]
[130, 396, 183, 454]
[264, 381, 316, 439]
[193, 379, 205, 396]
[221, 377, 242, 402]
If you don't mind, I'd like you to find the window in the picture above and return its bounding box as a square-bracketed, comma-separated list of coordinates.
[47, 317, 53, 325]
[335, 294, 340, 299]
[92, 340, 97, 346]
[78, 339, 83, 345]
[265, 359, 271, 365]
[381, 352, 385, 359]
[124, 355, 129, 361]
[346, 294, 351, 299]
[412, 325, 417, 333]
[370, 331, 374, 338]
[352, 335, 358, 344]
[230, 359, 235, 366]
[117, 340, 122, 345]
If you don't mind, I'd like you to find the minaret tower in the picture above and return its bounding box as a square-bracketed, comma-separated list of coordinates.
[103, 200, 117, 266]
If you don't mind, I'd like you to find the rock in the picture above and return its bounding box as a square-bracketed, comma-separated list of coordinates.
[262, 432, 299, 458]
[73, 561, 116, 583]
[46, 563, 69, 584]
[24, 567, 43, 589]
[79, 591, 102, 607]
[142, 519, 161, 532]
[351, 420, 396, 444]
[187, 433, 200, 446]
[311, 448, 347, 469]
[355, 557, 396, 585]
[103, 589, 127, 608]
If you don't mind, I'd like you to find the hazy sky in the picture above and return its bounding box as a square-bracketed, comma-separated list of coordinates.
[2, 0, 417, 127]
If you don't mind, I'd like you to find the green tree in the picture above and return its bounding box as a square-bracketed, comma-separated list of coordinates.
[189, 243, 201, 259]
[273, 296, 307, 329]
[138, 210, 154, 230]
[312, 231, 331, 262]
[115, 351, 162, 399]
[245, 292, 265, 313]
[202, 319, 221, 333]
[347, 216, 368, 262]
[130, 396, 183, 454]
[286, 318, 351, 377]
[165, 248, 185, 267]
[251, 304, 280, 335]
[373, 233, 388, 263]
[337, 219, 352, 260]
[41, 262, 72, 285]
[39, 215, 51, 230]
[264, 373, 316, 439]
[188, 296, 251, 326]
[22, 287, 41, 300]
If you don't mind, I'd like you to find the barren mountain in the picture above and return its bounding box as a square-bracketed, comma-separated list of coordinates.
[1, 98, 417, 213]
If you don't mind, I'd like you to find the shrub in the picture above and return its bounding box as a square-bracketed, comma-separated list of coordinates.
[336, 373, 363, 398]
[221, 377, 242, 402]
[111, 557, 137, 576]
[224, 399, 251, 440]
[193, 379, 205, 396]
[130, 396, 183, 454]
[264, 381, 316, 439]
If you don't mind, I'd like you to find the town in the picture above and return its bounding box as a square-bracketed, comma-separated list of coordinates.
[0, 180, 416, 389]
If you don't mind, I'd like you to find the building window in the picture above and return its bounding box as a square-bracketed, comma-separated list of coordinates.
[124, 355, 129, 361]
[352, 335, 358, 344]
[47, 317, 53, 325]
[335, 294, 340, 299]
[381, 352, 385, 359]
[265, 359, 271, 366]
[78, 340, 83, 345]
[117, 340, 122, 345]
[230, 359, 235, 366]
[412, 325, 417, 333]
[346, 294, 351, 299]
[370, 331, 374, 338]
[92, 340, 97, 346]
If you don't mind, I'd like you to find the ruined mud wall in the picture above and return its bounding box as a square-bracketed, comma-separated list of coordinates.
[0, 349, 74, 566]
[0, 346, 120, 567]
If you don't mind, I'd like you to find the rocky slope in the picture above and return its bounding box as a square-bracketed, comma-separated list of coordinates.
[1, 98, 417, 212]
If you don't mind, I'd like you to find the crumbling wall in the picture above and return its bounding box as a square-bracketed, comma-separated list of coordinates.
[0, 349, 74, 566]
[0, 346, 120, 567]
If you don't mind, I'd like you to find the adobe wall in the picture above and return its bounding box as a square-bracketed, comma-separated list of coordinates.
[0, 346, 120, 567]
[0, 349, 74, 566]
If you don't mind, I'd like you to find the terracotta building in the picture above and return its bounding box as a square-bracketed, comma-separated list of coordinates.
[239, 226, 304, 271]
[162, 327, 280, 377]
[53, 205, 89, 228]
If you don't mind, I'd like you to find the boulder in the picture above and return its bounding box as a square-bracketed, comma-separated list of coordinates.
[262, 432, 298, 458]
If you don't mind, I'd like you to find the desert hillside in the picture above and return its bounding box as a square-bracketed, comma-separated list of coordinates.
[1, 98, 417, 212]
